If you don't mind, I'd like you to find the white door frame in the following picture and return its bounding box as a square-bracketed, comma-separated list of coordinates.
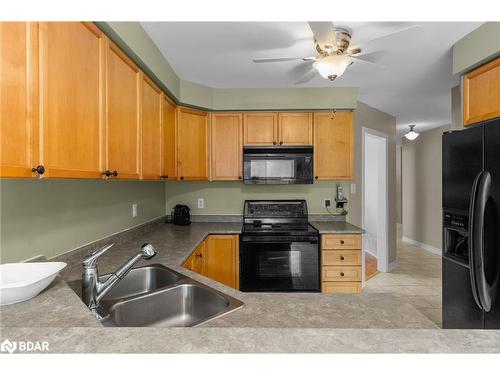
[361, 127, 389, 273]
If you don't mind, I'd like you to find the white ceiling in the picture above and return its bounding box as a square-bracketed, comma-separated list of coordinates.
[141, 22, 481, 138]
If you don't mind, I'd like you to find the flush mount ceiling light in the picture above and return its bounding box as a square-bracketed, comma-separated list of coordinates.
[404, 125, 420, 140]
[313, 55, 351, 81]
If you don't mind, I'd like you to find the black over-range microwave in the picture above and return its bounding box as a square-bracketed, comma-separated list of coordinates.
[243, 146, 313, 184]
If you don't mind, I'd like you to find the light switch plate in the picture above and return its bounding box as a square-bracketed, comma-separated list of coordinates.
[132, 203, 138, 218]
[197, 198, 204, 209]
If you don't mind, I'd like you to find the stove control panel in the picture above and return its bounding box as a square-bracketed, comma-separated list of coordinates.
[245, 200, 307, 218]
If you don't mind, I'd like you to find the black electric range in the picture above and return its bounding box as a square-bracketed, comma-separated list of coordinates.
[239, 200, 320, 292]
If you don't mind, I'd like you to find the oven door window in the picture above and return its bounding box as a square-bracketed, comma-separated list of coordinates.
[240, 241, 319, 292]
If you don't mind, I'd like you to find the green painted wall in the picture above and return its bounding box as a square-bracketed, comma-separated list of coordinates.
[166, 180, 350, 217]
[453, 22, 500, 75]
[0, 180, 165, 263]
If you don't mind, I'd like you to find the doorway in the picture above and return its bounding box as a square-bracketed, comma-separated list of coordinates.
[362, 128, 389, 279]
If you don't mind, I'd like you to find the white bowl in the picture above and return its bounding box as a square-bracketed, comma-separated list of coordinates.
[0, 262, 67, 306]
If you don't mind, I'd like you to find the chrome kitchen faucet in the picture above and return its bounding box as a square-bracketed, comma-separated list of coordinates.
[82, 243, 157, 320]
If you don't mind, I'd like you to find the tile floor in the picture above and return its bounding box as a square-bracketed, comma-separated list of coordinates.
[364, 233, 442, 327]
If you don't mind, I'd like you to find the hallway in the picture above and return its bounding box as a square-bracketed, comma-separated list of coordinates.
[364, 237, 442, 327]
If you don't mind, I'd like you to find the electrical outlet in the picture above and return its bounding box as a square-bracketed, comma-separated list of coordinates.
[197, 198, 204, 209]
[132, 203, 138, 218]
[350, 183, 356, 194]
[324, 199, 331, 208]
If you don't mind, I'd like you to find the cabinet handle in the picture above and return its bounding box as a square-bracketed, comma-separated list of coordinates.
[31, 165, 45, 175]
[340, 272, 345, 277]
[273, 141, 277, 145]
[161, 174, 169, 179]
[279, 141, 283, 145]
[180, 176, 184, 180]
[102, 170, 111, 177]
[315, 176, 319, 180]
[196, 253, 202, 258]
[111, 170, 118, 177]
[340, 256, 345, 261]
[340, 240, 345, 245]
[238, 176, 242, 180]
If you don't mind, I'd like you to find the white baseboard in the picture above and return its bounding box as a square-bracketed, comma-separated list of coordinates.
[401, 236, 442, 256]
[388, 260, 398, 272]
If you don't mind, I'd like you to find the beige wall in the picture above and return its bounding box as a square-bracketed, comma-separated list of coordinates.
[451, 85, 462, 131]
[402, 125, 449, 250]
[453, 22, 500, 75]
[396, 145, 402, 224]
[0, 180, 165, 263]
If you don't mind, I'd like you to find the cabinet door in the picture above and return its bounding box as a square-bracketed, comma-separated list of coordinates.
[278, 112, 312, 145]
[140, 75, 162, 180]
[177, 107, 208, 180]
[204, 235, 239, 289]
[313, 112, 354, 180]
[243, 112, 277, 146]
[105, 41, 140, 179]
[162, 95, 177, 180]
[191, 242, 205, 274]
[211, 113, 243, 180]
[463, 58, 500, 126]
[39, 22, 104, 178]
[0, 22, 39, 178]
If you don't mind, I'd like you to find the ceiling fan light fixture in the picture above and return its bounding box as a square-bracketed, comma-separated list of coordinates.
[313, 55, 350, 81]
[404, 125, 420, 141]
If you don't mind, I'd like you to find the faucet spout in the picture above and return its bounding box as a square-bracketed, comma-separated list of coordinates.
[82, 243, 157, 320]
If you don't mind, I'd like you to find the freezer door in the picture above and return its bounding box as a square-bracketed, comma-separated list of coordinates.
[484, 119, 500, 329]
[442, 127, 483, 211]
[442, 258, 484, 328]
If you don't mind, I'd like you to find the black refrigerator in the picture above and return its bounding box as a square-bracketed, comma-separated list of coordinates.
[442, 117, 500, 329]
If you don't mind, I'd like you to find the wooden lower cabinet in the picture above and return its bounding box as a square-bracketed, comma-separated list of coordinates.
[182, 234, 239, 289]
[321, 234, 362, 294]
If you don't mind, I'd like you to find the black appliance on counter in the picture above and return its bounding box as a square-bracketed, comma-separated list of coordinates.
[239, 200, 320, 292]
[172, 204, 191, 226]
[243, 146, 313, 185]
[442, 117, 500, 329]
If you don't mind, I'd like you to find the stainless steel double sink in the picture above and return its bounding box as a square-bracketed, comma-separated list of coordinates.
[71, 264, 243, 327]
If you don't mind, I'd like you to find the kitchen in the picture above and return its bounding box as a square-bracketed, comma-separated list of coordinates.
[1, 2, 500, 371]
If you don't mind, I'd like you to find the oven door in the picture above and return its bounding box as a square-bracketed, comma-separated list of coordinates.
[239, 237, 320, 292]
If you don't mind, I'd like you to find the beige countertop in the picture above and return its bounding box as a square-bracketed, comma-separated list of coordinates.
[2, 221, 499, 353]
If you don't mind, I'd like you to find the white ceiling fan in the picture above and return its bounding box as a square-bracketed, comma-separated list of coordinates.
[253, 22, 422, 83]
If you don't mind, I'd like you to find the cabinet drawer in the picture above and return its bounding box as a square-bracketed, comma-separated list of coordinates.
[322, 250, 361, 266]
[322, 282, 361, 294]
[322, 234, 361, 249]
[322, 266, 361, 282]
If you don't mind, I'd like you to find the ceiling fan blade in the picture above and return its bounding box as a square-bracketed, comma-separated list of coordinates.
[307, 22, 337, 50]
[253, 57, 315, 63]
[294, 69, 317, 85]
[349, 55, 386, 69]
[351, 25, 422, 53]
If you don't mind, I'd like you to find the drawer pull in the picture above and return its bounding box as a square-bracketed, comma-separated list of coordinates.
[340, 256, 345, 261]
[340, 272, 345, 277]
[340, 240, 345, 244]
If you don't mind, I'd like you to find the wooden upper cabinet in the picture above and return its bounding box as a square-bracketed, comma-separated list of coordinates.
[177, 107, 209, 180]
[463, 57, 500, 126]
[278, 112, 313, 145]
[105, 40, 140, 179]
[0, 22, 39, 178]
[313, 112, 354, 180]
[204, 235, 239, 289]
[140, 75, 162, 180]
[162, 95, 177, 180]
[210, 113, 243, 180]
[39, 22, 104, 178]
[243, 112, 278, 146]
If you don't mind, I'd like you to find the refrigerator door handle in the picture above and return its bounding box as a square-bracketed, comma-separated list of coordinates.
[469, 170, 492, 312]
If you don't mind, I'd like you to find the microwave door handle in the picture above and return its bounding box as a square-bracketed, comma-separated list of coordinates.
[472, 171, 492, 312]
[469, 171, 484, 311]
